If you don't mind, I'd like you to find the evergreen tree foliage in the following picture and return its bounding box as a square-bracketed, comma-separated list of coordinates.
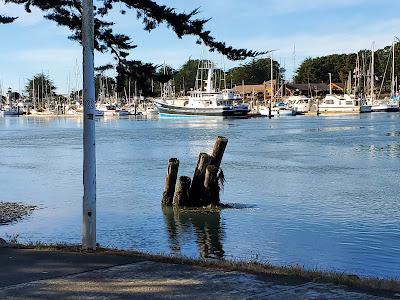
[227, 58, 285, 86]
[0, 14, 17, 24]
[294, 43, 400, 94]
[26, 73, 56, 101]
[4, 0, 263, 91]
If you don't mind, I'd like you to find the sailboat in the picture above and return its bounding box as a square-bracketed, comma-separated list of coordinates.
[258, 55, 294, 116]
[370, 41, 400, 112]
[155, 60, 249, 117]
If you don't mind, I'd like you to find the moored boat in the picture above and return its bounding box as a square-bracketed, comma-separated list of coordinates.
[371, 98, 399, 112]
[318, 94, 366, 114]
[155, 60, 249, 117]
[288, 95, 312, 115]
[0, 106, 24, 116]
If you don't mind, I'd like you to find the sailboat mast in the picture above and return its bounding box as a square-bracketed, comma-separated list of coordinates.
[392, 41, 395, 97]
[270, 55, 273, 102]
[32, 77, 35, 110]
[371, 43, 375, 100]
[128, 78, 131, 105]
[269, 55, 273, 119]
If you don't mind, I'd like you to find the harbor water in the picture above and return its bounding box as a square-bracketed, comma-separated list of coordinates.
[0, 113, 399, 278]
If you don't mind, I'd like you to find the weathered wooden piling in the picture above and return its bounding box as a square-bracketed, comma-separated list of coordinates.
[162, 136, 229, 208]
[162, 158, 180, 206]
[211, 136, 228, 169]
[203, 165, 220, 206]
[173, 176, 192, 207]
[189, 153, 212, 206]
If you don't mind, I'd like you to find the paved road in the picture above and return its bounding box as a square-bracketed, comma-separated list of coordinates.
[0, 248, 396, 299]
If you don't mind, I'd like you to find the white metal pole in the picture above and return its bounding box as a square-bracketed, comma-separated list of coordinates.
[329, 73, 332, 95]
[82, 0, 97, 250]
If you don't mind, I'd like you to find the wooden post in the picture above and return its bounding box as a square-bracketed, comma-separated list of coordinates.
[203, 165, 220, 206]
[189, 153, 212, 206]
[162, 158, 180, 206]
[173, 176, 192, 207]
[211, 136, 228, 169]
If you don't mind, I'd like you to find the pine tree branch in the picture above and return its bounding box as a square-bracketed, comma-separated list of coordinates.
[0, 14, 17, 24]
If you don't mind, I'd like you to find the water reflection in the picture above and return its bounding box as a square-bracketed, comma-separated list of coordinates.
[162, 208, 225, 259]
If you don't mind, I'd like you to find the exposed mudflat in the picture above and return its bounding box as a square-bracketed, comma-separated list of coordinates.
[0, 202, 36, 225]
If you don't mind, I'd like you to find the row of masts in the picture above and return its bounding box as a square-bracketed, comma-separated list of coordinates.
[338, 41, 398, 100]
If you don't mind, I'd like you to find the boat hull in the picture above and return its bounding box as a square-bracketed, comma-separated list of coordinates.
[371, 104, 399, 112]
[155, 102, 248, 117]
[318, 105, 361, 114]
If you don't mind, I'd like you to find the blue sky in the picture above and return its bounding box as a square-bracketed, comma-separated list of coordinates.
[0, 0, 399, 94]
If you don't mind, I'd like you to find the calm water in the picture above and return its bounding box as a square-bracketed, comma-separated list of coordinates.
[0, 114, 399, 278]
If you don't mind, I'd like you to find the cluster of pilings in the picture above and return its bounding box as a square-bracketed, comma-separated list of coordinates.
[162, 136, 228, 208]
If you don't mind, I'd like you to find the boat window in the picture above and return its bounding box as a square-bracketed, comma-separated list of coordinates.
[326, 100, 334, 104]
[345, 101, 353, 105]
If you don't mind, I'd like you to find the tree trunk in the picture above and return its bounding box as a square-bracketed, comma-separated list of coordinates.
[173, 176, 192, 207]
[162, 158, 180, 206]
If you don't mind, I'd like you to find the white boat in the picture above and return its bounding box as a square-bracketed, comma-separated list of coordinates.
[288, 95, 312, 115]
[156, 60, 249, 117]
[98, 104, 118, 116]
[368, 41, 399, 112]
[319, 94, 363, 114]
[275, 107, 295, 116]
[143, 105, 159, 116]
[258, 106, 278, 117]
[318, 71, 371, 114]
[259, 106, 294, 116]
[371, 97, 399, 112]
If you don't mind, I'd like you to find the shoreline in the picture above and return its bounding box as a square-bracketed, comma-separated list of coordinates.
[2, 242, 399, 296]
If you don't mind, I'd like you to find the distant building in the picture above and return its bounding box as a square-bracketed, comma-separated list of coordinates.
[233, 81, 346, 100]
[233, 80, 277, 100]
[286, 83, 345, 97]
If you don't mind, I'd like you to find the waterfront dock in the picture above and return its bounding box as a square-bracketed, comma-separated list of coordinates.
[0, 247, 396, 299]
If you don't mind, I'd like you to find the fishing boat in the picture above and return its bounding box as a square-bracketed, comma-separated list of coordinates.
[155, 60, 249, 117]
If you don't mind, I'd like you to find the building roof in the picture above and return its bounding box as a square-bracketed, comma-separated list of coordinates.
[233, 80, 276, 94]
[286, 83, 345, 92]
